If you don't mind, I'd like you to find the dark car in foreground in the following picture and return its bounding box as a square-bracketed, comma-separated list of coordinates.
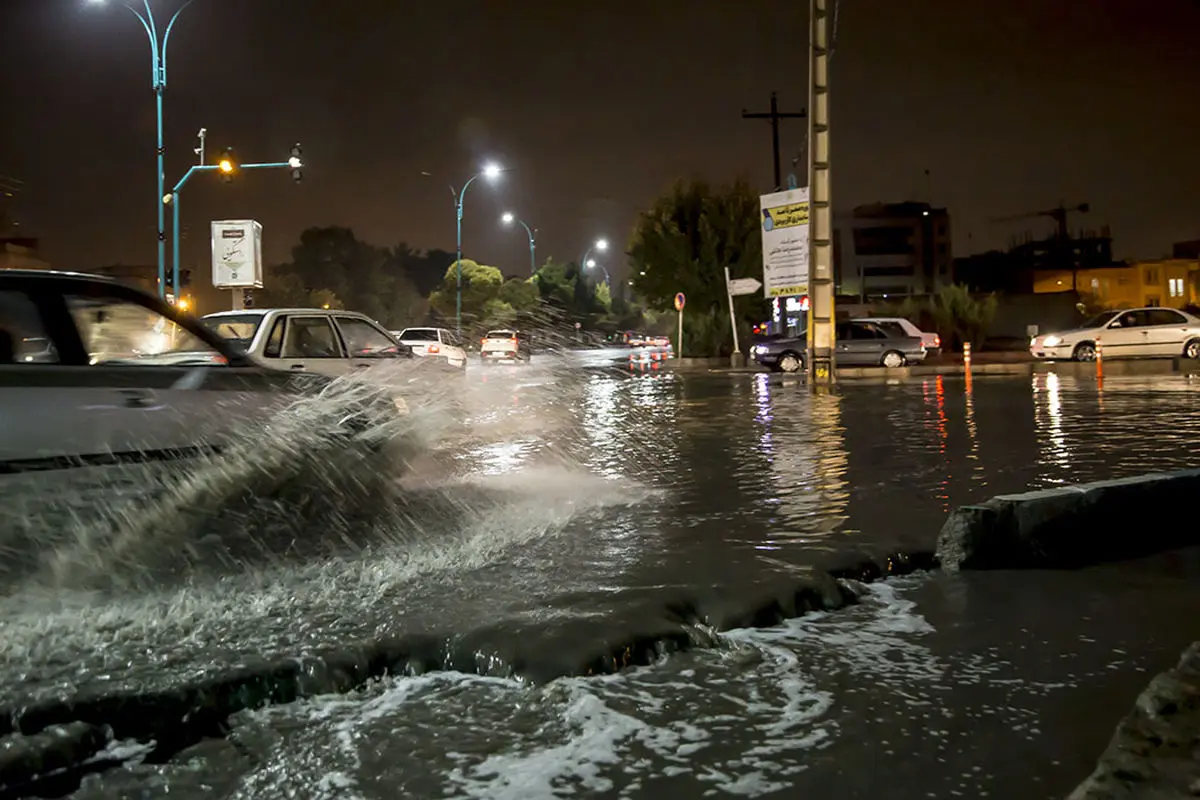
[0, 270, 402, 475]
[751, 320, 927, 373]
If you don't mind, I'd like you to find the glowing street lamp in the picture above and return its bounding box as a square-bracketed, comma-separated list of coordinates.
[452, 162, 503, 332]
[580, 237, 610, 285]
[501, 211, 537, 276]
[89, 0, 200, 298]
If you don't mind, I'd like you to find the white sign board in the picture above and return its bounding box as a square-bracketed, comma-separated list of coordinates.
[760, 187, 810, 298]
[727, 277, 762, 296]
[211, 219, 263, 289]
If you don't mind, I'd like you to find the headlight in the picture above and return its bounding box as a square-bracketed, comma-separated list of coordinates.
[1043, 335, 1062, 347]
[753, 345, 768, 355]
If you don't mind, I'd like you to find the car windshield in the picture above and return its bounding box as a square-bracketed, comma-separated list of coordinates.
[67, 296, 221, 365]
[484, 331, 515, 339]
[400, 328, 439, 341]
[1079, 311, 1119, 330]
[204, 314, 263, 348]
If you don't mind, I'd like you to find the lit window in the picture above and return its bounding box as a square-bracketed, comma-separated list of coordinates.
[1168, 277, 1185, 298]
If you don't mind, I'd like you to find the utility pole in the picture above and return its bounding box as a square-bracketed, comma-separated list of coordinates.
[806, 0, 835, 388]
[742, 91, 807, 191]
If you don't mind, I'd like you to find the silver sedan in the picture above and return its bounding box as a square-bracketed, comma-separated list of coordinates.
[751, 320, 927, 373]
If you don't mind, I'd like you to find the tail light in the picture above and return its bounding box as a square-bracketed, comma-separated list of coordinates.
[933, 335, 941, 348]
[212, 354, 228, 365]
[428, 344, 441, 354]
[481, 338, 487, 346]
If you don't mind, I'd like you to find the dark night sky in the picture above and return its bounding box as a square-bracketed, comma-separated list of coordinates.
[2, 0, 1198, 282]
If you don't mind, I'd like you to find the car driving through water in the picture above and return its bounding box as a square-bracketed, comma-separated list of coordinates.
[0, 271, 406, 475]
[752, 320, 927, 373]
[392, 326, 468, 370]
[1029, 307, 1200, 362]
[479, 329, 532, 365]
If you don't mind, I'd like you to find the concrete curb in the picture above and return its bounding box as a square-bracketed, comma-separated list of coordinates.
[935, 468, 1200, 572]
[1067, 640, 1200, 799]
[673, 358, 1194, 378]
[0, 551, 936, 795]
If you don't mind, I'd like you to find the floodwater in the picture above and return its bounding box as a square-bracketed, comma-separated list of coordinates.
[3, 353, 1200, 799]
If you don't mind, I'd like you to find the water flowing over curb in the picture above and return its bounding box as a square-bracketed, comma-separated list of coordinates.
[1067, 640, 1200, 799]
[0, 552, 936, 797]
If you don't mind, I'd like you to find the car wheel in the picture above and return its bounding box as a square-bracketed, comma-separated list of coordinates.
[881, 350, 906, 368]
[1185, 339, 1200, 360]
[778, 351, 803, 373]
[1073, 341, 1097, 362]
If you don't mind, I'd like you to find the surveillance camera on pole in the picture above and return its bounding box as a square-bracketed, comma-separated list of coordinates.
[288, 143, 303, 183]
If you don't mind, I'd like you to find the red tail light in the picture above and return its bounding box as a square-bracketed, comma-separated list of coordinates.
[428, 344, 441, 354]
[481, 338, 487, 346]
[933, 336, 940, 348]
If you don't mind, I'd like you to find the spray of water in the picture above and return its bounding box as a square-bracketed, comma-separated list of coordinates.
[0, 340, 664, 699]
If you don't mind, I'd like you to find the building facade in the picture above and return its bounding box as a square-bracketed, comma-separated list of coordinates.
[1032, 258, 1200, 310]
[833, 202, 952, 300]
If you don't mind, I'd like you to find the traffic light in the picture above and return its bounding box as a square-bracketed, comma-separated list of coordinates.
[288, 142, 303, 183]
[218, 146, 238, 182]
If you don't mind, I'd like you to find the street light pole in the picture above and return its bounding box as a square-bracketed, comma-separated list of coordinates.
[451, 163, 502, 333]
[94, 0, 198, 299]
[502, 212, 537, 275]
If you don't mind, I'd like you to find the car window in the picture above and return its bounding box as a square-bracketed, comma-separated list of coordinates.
[281, 316, 342, 359]
[400, 328, 438, 342]
[65, 294, 221, 366]
[875, 321, 907, 337]
[1110, 310, 1148, 329]
[263, 318, 285, 358]
[204, 314, 263, 349]
[0, 290, 59, 364]
[335, 316, 400, 357]
[442, 330, 464, 347]
[846, 323, 884, 340]
[1145, 309, 1186, 327]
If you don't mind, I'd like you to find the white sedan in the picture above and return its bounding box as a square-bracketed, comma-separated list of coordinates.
[1030, 307, 1200, 362]
[0, 271, 400, 476]
[392, 327, 468, 370]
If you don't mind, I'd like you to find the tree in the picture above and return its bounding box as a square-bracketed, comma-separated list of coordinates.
[428, 259, 506, 327]
[927, 284, 999, 351]
[628, 178, 763, 356]
[384, 243, 456, 298]
[274, 227, 425, 328]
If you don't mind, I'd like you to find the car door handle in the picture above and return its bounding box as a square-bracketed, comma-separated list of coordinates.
[119, 389, 155, 409]
[290, 364, 306, 370]
[352, 363, 370, 369]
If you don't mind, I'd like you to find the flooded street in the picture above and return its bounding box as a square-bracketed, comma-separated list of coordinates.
[3, 353, 1200, 798]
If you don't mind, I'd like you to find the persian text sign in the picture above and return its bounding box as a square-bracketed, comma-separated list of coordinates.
[211, 220, 263, 289]
[759, 187, 810, 298]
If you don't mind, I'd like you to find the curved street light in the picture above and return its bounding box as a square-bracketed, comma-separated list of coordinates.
[452, 162, 503, 332]
[501, 211, 537, 276]
[90, 0, 198, 299]
[585, 257, 611, 286]
[580, 238, 610, 285]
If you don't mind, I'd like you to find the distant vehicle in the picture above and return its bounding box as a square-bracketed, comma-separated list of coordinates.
[0, 271, 402, 474]
[752, 320, 927, 373]
[479, 329, 532, 365]
[855, 317, 941, 356]
[1030, 307, 1200, 361]
[392, 327, 468, 370]
[204, 308, 414, 378]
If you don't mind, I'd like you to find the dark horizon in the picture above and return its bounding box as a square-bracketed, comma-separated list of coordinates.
[1, 0, 1198, 278]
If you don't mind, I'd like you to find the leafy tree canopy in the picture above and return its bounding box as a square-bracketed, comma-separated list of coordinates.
[627, 178, 765, 356]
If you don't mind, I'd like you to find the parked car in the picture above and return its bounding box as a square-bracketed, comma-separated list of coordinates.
[855, 316, 941, 356]
[392, 327, 468, 370]
[204, 308, 414, 377]
[0, 271, 402, 474]
[1030, 307, 1200, 362]
[752, 320, 927, 373]
[479, 329, 532, 365]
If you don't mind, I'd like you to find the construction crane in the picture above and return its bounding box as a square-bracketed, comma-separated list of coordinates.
[991, 202, 1089, 241]
[991, 202, 1090, 291]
